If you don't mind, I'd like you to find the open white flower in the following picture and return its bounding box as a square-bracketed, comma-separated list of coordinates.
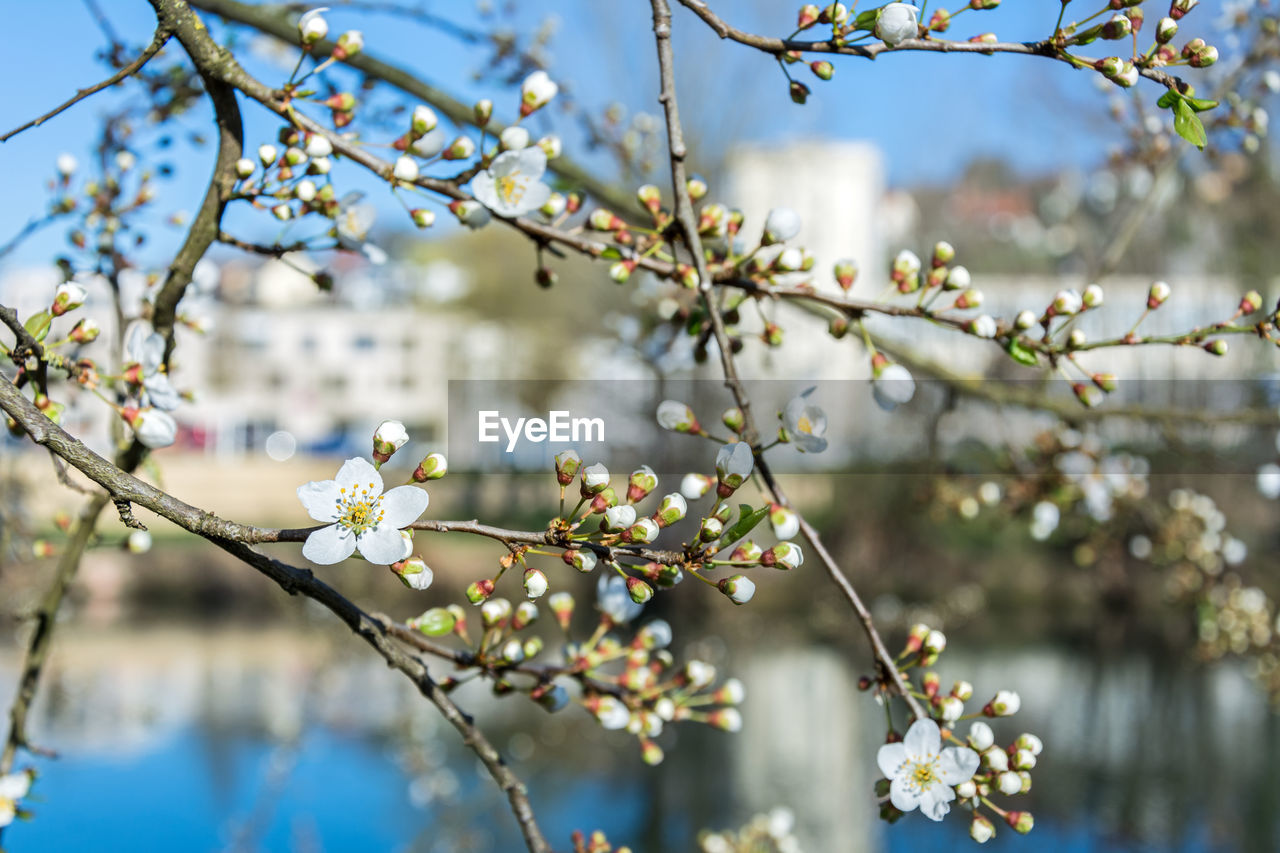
[782, 387, 828, 453]
[0, 771, 32, 828]
[876, 3, 919, 47]
[471, 147, 551, 217]
[336, 199, 388, 265]
[124, 321, 182, 411]
[877, 718, 979, 821]
[297, 457, 429, 564]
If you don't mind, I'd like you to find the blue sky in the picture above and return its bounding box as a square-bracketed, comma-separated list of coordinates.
[0, 1, 1222, 271]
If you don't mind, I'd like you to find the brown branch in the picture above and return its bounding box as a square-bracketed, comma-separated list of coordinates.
[185, 0, 643, 216]
[0, 494, 111, 776]
[0, 369, 551, 853]
[674, 0, 1188, 92]
[0, 29, 171, 143]
[649, 0, 926, 721]
[148, 0, 245, 353]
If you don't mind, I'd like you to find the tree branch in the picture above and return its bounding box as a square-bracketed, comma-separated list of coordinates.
[648, 0, 925, 720]
[0, 370, 551, 853]
[0, 29, 172, 143]
[674, 0, 1188, 92]
[186, 0, 644, 216]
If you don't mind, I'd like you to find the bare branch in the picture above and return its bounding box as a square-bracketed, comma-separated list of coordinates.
[0, 369, 551, 853]
[674, 0, 1189, 92]
[0, 29, 171, 143]
[648, 0, 926, 721]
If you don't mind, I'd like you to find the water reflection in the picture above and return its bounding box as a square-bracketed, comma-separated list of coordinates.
[1, 629, 1276, 851]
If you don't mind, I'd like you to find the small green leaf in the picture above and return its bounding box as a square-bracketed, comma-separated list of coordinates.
[853, 10, 878, 30]
[1173, 99, 1207, 150]
[1005, 338, 1039, 367]
[1156, 90, 1180, 110]
[598, 246, 623, 260]
[1184, 95, 1219, 112]
[720, 504, 769, 546]
[23, 311, 51, 343]
[413, 607, 456, 636]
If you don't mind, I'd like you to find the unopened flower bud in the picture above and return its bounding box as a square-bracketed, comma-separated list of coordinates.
[298, 8, 328, 44]
[1156, 16, 1177, 43]
[235, 158, 256, 178]
[465, 578, 495, 604]
[1204, 339, 1228, 356]
[717, 574, 755, 605]
[372, 419, 408, 465]
[393, 556, 434, 590]
[523, 567, 548, 599]
[561, 547, 596, 573]
[656, 400, 700, 433]
[474, 98, 494, 126]
[411, 104, 438, 135]
[655, 493, 687, 527]
[1083, 283, 1105, 308]
[1005, 811, 1034, 834]
[520, 70, 558, 116]
[715, 442, 754, 496]
[581, 462, 610, 495]
[984, 689, 1021, 716]
[1148, 280, 1171, 308]
[761, 541, 804, 569]
[626, 576, 654, 604]
[442, 136, 476, 161]
[810, 60, 834, 80]
[50, 283, 87, 317]
[1240, 290, 1263, 314]
[334, 29, 363, 59]
[499, 125, 529, 151]
[833, 258, 858, 290]
[699, 517, 723, 542]
[970, 814, 995, 843]
[968, 720, 995, 751]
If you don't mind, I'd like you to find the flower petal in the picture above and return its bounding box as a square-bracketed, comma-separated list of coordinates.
[515, 181, 552, 216]
[302, 523, 356, 564]
[144, 374, 183, 412]
[335, 457, 383, 496]
[356, 524, 408, 565]
[514, 146, 547, 178]
[917, 782, 955, 822]
[876, 742, 907, 779]
[0, 773, 30, 800]
[472, 172, 496, 209]
[937, 745, 980, 786]
[888, 776, 920, 813]
[379, 485, 429, 528]
[297, 479, 342, 522]
[903, 718, 941, 760]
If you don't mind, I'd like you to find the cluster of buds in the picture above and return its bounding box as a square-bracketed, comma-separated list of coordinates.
[575, 626, 745, 765]
[867, 621, 1038, 840]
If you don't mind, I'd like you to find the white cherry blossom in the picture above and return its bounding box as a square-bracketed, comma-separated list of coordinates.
[877, 718, 979, 821]
[297, 457, 429, 564]
[472, 147, 551, 217]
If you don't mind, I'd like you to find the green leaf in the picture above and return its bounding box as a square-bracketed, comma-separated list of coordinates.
[1005, 338, 1039, 367]
[1173, 99, 1207, 150]
[1156, 90, 1179, 109]
[598, 246, 623, 260]
[413, 607, 456, 637]
[23, 311, 51, 343]
[1184, 95, 1219, 113]
[853, 10, 878, 31]
[720, 504, 769, 546]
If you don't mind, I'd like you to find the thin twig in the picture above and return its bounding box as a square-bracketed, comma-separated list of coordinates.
[648, 0, 926, 720]
[0, 368, 551, 853]
[0, 29, 171, 143]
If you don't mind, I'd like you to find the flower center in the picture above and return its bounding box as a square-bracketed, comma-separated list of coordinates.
[335, 482, 384, 536]
[497, 173, 526, 205]
[796, 414, 813, 435]
[904, 757, 940, 791]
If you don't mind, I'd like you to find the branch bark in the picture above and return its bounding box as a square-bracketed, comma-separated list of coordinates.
[648, 0, 926, 720]
[0, 370, 551, 853]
